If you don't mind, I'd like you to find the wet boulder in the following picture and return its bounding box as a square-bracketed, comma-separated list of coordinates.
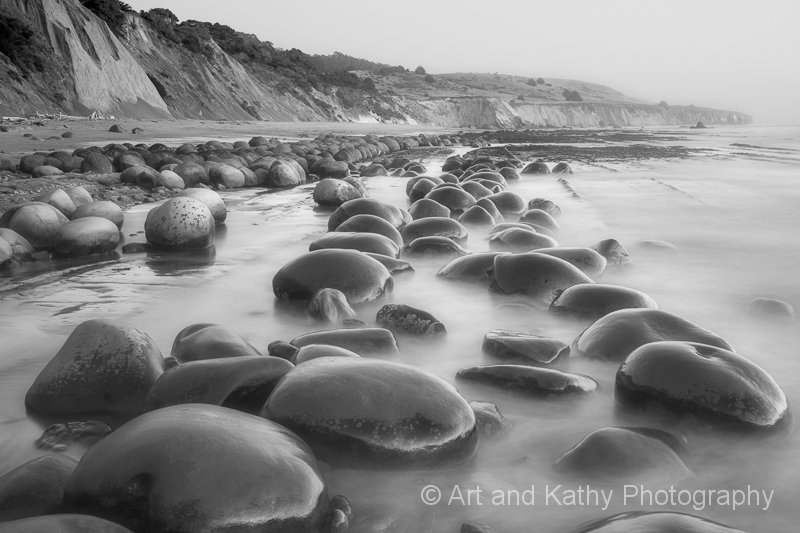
[80, 152, 113, 174]
[144, 197, 215, 250]
[328, 198, 410, 230]
[552, 162, 573, 174]
[291, 327, 398, 355]
[176, 188, 227, 225]
[310, 232, 401, 258]
[551, 283, 658, 319]
[519, 209, 560, 232]
[532, 247, 607, 276]
[425, 186, 476, 213]
[457, 365, 597, 395]
[363, 253, 414, 274]
[71, 201, 125, 229]
[483, 329, 569, 365]
[572, 308, 732, 362]
[408, 198, 451, 220]
[593, 238, 632, 266]
[171, 323, 260, 362]
[313, 178, 363, 207]
[437, 252, 504, 283]
[470, 401, 511, 438]
[157, 170, 185, 189]
[208, 164, 246, 188]
[307, 288, 357, 323]
[489, 227, 558, 252]
[616, 341, 789, 431]
[485, 191, 526, 215]
[376, 304, 446, 336]
[460, 180, 494, 200]
[0, 229, 34, 262]
[65, 186, 93, 209]
[261, 357, 478, 469]
[144, 356, 293, 414]
[273, 249, 392, 303]
[554, 427, 690, 481]
[459, 205, 496, 227]
[293, 344, 361, 364]
[172, 162, 209, 188]
[334, 214, 403, 248]
[0, 455, 77, 521]
[408, 178, 438, 202]
[489, 253, 593, 303]
[63, 405, 331, 533]
[404, 236, 470, 257]
[312, 159, 350, 179]
[747, 297, 794, 319]
[264, 159, 303, 188]
[0, 515, 134, 532]
[360, 163, 388, 177]
[2, 202, 69, 251]
[528, 198, 562, 217]
[521, 161, 550, 174]
[25, 320, 164, 417]
[119, 165, 159, 189]
[53, 217, 120, 257]
[34, 421, 111, 452]
[36, 189, 76, 218]
[401, 217, 468, 245]
[570, 512, 748, 533]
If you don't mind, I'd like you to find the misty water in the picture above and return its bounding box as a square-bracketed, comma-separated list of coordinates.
[1, 125, 798, 532]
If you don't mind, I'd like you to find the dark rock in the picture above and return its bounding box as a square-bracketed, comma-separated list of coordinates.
[310, 232, 400, 258]
[593, 238, 632, 266]
[54, 217, 120, 257]
[34, 421, 111, 452]
[376, 304, 446, 336]
[144, 197, 215, 250]
[489, 253, 593, 303]
[570, 511, 747, 533]
[408, 198, 451, 220]
[531, 247, 607, 276]
[171, 323, 260, 362]
[291, 327, 398, 355]
[401, 217, 468, 245]
[483, 329, 569, 365]
[328, 198, 410, 230]
[0, 455, 77, 521]
[404, 236, 470, 257]
[457, 365, 597, 395]
[437, 252, 504, 283]
[551, 283, 658, 319]
[489, 227, 558, 252]
[0, 514, 134, 532]
[470, 401, 511, 438]
[521, 161, 550, 174]
[307, 288, 357, 323]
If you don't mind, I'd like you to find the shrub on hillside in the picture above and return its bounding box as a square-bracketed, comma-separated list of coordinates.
[563, 89, 583, 102]
[536, 77, 545, 84]
[415, 65, 426, 75]
[526, 78, 537, 86]
[0, 16, 45, 73]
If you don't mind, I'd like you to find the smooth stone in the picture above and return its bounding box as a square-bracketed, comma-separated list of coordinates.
[616, 341, 789, 431]
[54, 217, 120, 257]
[476, 197, 504, 221]
[408, 178, 438, 202]
[405, 175, 444, 196]
[425, 186, 476, 213]
[552, 162, 573, 174]
[157, 169, 185, 189]
[404, 236, 470, 257]
[436, 252, 505, 283]
[72, 201, 124, 229]
[176, 188, 227, 224]
[550, 283, 658, 319]
[489, 253, 593, 303]
[499, 167, 520, 181]
[25, 320, 164, 417]
[554, 427, 691, 481]
[172, 162, 209, 187]
[489, 222, 537, 235]
[483, 329, 569, 365]
[31, 165, 63, 179]
[593, 238, 632, 266]
[521, 161, 550, 174]
[293, 344, 362, 364]
[528, 198, 562, 217]
[747, 297, 794, 319]
[263, 160, 301, 187]
[531, 247, 607, 276]
[310, 232, 400, 258]
[291, 327, 398, 355]
[171, 323, 260, 362]
[489, 227, 558, 252]
[460, 180, 494, 199]
[463, 171, 508, 188]
[637, 239, 678, 252]
[261, 357, 478, 469]
[458, 205, 496, 227]
[145, 356, 293, 414]
[328, 198, 410, 230]
[0, 237, 14, 266]
[376, 304, 446, 336]
[571, 512, 749, 533]
[0, 515, 134, 533]
[363, 252, 415, 274]
[307, 287, 357, 323]
[267, 340, 298, 361]
[144, 197, 215, 250]
[457, 365, 597, 395]
[572, 308, 733, 362]
[470, 401, 511, 438]
[485, 191, 526, 215]
[408, 198, 451, 220]
[273, 249, 392, 303]
[519, 208, 560, 231]
[0, 455, 77, 521]
[313, 179, 362, 207]
[81, 152, 114, 174]
[0, 229, 33, 262]
[401, 217, 468, 245]
[360, 163, 388, 176]
[62, 405, 330, 532]
[335, 214, 403, 248]
[5, 202, 69, 251]
[37, 188, 76, 218]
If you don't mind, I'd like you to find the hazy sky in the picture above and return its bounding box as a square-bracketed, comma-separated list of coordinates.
[126, 0, 800, 125]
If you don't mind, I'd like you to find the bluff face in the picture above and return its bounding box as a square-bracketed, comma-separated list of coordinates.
[0, 0, 752, 127]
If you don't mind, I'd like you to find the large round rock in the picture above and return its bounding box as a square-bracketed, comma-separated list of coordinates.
[0, 515, 134, 533]
[62, 405, 330, 533]
[170, 323, 260, 362]
[334, 214, 403, 248]
[4, 202, 69, 251]
[457, 365, 597, 395]
[261, 357, 477, 469]
[551, 283, 658, 319]
[25, 320, 164, 417]
[144, 197, 215, 250]
[437, 252, 505, 284]
[327, 198, 410, 230]
[313, 179, 362, 207]
[0, 455, 77, 521]
[71, 201, 124, 229]
[572, 309, 732, 361]
[490, 253, 593, 303]
[310, 232, 400, 258]
[571, 512, 748, 533]
[176, 188, 227, 224]
[273, 249, 392, 304]
[616, 341, 789, 431]
[54, 217, 120, 257]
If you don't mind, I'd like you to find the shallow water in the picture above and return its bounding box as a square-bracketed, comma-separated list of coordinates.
[1, 125, 798, 532]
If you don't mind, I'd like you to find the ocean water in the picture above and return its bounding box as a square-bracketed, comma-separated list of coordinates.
[0, 125, 798, 532]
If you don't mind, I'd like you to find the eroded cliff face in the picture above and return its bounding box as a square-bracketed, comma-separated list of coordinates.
[0, 0, 752, 127]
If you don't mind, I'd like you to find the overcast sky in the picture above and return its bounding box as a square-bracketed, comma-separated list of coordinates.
[126, 0, 800, 125]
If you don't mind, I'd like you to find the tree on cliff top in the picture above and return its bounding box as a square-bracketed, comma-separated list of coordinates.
[415, 66, 426, 75]
[81, 0, 133, 35]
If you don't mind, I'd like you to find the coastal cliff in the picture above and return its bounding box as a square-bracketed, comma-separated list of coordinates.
[0, 0, 752, 127]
